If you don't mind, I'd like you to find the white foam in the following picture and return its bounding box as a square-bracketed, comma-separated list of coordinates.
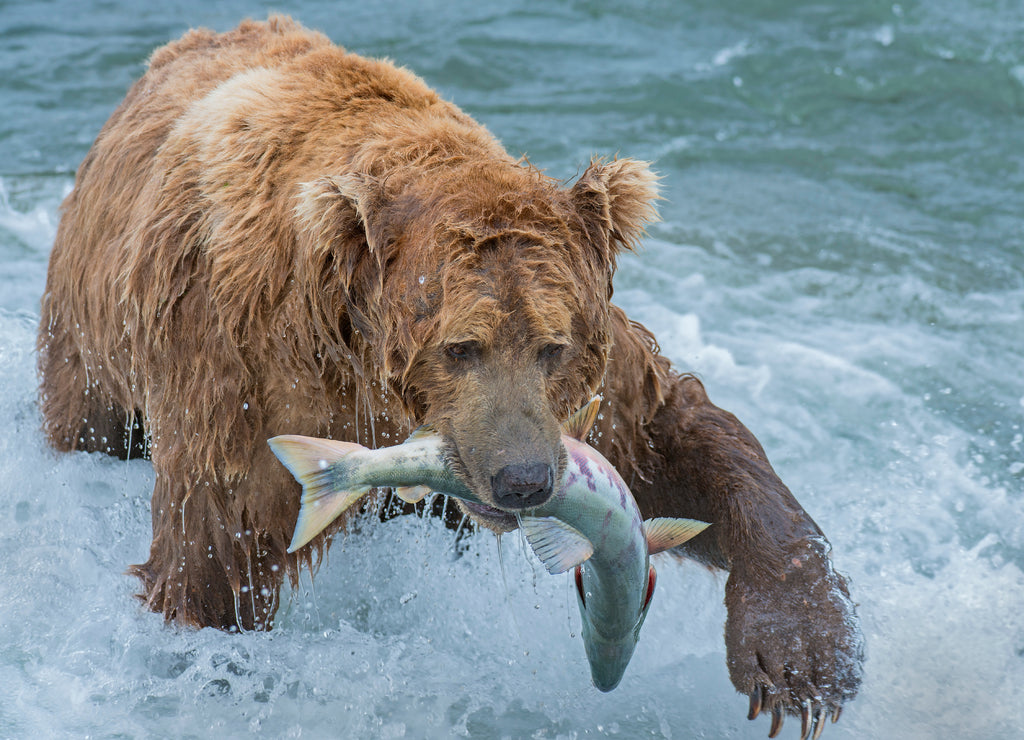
[712, 40, 751, 67]
[615, 292, 773, 399]
[0, 177, 61, 253]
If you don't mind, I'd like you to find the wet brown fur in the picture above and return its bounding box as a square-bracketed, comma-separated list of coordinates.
[38, 16, 861, 719]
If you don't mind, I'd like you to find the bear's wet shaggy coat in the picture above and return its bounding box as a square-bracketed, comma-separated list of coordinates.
[38, 16, 862, 732]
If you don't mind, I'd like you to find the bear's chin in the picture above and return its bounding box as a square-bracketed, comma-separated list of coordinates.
[455, 499, 521, 533]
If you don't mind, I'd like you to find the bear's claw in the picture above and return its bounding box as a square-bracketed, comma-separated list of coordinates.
[769, 704, 784, 737]
[749, 689, 837, 739]
[728, 538, 863, 739]
[747, 686, 763, 720]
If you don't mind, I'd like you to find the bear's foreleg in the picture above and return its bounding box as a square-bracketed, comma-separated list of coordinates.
[642, 375, 863, 734]
[600, 309, 863, 735]
[129, 458, 289, 632]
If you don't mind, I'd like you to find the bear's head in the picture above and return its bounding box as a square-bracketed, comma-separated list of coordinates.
[296, 157, 659, 530]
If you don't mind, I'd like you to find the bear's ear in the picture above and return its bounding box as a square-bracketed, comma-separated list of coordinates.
[569, 157, 661, 255]
[293, 174, 391, 369]
[294, 173, 389, 256]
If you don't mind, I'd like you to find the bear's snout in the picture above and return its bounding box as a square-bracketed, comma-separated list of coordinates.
[491, 461, 554, 509]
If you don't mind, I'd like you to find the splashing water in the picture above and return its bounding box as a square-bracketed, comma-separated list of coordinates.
[2, 1, 1023, 737]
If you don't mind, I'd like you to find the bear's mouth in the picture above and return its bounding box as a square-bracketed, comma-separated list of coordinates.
[441, 439, 525, 532]
[455, 499, 520, 532]
[440, 439, 568, 534]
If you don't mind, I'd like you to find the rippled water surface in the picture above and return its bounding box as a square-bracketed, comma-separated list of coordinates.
[1, 1, 1022, 737]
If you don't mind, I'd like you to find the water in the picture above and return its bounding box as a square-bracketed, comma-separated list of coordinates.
[1, 0, 1022, 737]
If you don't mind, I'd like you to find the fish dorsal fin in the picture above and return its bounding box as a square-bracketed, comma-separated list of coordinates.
[643, 517, 710, 554]
[405, 424, 438, 441]
[561, 395, 602, 441]
[520, 516, 594, 574]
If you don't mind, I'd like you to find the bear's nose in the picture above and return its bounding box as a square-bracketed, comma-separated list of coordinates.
[491, 462, 553, 509]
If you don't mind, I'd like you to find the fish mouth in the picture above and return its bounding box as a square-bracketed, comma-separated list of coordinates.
[581, 627, 637, 693]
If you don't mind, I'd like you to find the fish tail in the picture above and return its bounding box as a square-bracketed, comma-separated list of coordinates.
[267, 435, 371, 552]
[288, 481, 370, 552]
[268, 435, 364, 484]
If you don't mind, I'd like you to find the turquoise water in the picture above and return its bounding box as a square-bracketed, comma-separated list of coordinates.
[1, 1, 1022, 737]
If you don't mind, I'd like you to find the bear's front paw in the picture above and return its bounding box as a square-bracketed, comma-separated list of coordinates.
[724, 537, 864, 739]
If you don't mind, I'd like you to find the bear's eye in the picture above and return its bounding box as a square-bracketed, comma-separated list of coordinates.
[444, 341, 480, 363]
[539, 343, 565, 366]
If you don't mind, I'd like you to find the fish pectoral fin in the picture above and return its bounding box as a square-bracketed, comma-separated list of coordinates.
[520, 516, 594, 574]
[561, 395, 602, 441]
[643, 517, 710, 555]
[288, 484, 370, 553]
[395, 485, 432, 504]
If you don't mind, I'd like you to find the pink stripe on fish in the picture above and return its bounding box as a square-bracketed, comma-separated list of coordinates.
[571, 450, 599, 492]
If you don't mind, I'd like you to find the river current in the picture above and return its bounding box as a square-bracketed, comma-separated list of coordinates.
[1, 1, 1022, 737]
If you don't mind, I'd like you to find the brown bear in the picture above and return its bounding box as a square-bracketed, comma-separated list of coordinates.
[37, 16, 862, 736]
